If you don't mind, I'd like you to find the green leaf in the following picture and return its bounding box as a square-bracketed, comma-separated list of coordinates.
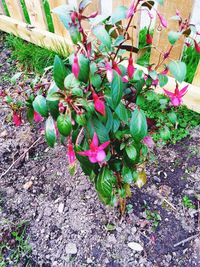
[105, 106, 113, 132]
[114, 35, 125, 46]
[92, 24, 112, 49]
[160, 126, 171, 140]
[96, 167, 115, 198]
[77, 54, 90, 83]
[33, 95, 48, 117]
[111, 6, 128, 24]
[126, 145, 137, 161]
[64, 73, 80, 90]
[27, 107, 34, 123]
[122, 166, 134, 184]
[52, 4, 71, 30]
[57, 114, 72, 137]
[69, 25, 81, 44]
[47, 101, 59, 120]
[115, 103, 130, 124]
[111, 71, 124, 109]
[168, 112, 177, 124]
[130, 109, 147, 141]
[45, 116, 56, 147]
[158, 74, 168, 87]
[168, 61, 186, 83]
[87, 118, 109, 143]
[53, 55, 68, 90]
[91, 74, 102, 89]
[168, 31, 181, 45]
[133, 69, 144, 81]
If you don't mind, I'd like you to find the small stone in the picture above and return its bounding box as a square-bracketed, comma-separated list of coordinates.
[107, 234, 117, 244]
[128, 242, 143, 251]
[23, 181, 33, 190]
[0, 130, 7, 138]
[87, 258, 93, 264]
[65, 243, 77, 254]
[58, 203, 64, 214]
[44, 207, 52, 216]
[131, 227, 137, 234]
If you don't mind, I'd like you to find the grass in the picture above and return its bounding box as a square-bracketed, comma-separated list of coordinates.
[5, 35, 61, 74]
[137, 27, 200, 83]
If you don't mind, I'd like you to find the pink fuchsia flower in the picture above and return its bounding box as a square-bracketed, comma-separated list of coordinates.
[67, 139, 76, 165]
[146, 32, 153, 45]
[127, 53, 134, 79]
[157, 13, 167, 28]
[112, 61, 122, 76]
[163, 84, 189, 106]
[13, 111, 22, 127]
[127, 1, 135, 19]
[34, 111, 42, 123]
[105, 62, 114, 83]
[194, 40, 200, 53]
[93, 92, 106, 116]
[72, 54, 80, 79]
[143, 136, 155, 148]
[78, 132, 110, 163]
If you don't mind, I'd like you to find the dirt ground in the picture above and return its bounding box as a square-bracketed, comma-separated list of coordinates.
[0, 33, 200, 267]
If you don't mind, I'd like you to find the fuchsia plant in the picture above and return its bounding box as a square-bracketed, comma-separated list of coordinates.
[1, 0, 200, 214]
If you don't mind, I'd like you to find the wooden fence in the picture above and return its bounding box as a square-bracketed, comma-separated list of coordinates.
[0, 0, 200, 113]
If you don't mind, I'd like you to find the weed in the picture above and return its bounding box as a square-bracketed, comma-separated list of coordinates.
[0, 221, 32, 266]
[182, 195, 196, 209]
[145, 209, 162, 230]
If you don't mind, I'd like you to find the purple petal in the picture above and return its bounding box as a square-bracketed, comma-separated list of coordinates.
[78, 150, 92, 157]
[179, 85, 189, 97]
[171, 97, 181, 106]
[89, 156, 98, 163]
[96, 150, 106, 163]
[163, 89, 174, 98]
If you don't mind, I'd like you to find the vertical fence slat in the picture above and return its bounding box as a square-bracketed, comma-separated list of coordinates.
[112, 0, 140, 61]
[48, 0, 68, 37]
[0, 1, 4, 15]
[4, 0, 24, 20]
[192, 61, 200, 86]
[24, 0, 47, 30]
[150, 0, 194, 68]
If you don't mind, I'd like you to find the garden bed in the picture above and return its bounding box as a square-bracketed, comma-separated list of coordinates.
[0, 33, 200, 267]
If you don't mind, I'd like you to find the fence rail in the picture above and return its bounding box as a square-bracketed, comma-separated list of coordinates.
[0, 0, 200, 112]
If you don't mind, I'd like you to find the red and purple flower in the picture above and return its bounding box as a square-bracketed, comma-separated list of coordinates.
[78, 132, 110, 163]
[163, 84, 189, 106]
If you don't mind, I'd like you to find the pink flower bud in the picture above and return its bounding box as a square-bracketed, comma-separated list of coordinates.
[146, 32, 153, 45]
[194, 40, 200, 53]
[72, 55, 80, 79]
[93, 92, 106, 116]
[127, 1, 135, 19]
[13, 111, 22, 127]
[127, 54, 134, 79]
[143, 136, 155, 148]
[158, 13, 167, 28]
[34, 111, 42, 123]
[59, 102, 65, 113]
[105, 62, 113, 83]
[67, 140, 76, 165]
[112, 61, 122, 76]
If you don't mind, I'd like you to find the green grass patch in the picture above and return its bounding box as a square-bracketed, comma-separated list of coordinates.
[5, 35, 63, 74]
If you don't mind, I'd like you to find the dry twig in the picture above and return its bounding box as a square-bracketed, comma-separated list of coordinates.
[0, 136, 42, 179]
[174, 233, 199, 248]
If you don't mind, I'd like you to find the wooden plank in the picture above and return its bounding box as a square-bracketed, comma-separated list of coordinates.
[132, 63, 200, 113]
[0, 1, 4, 15]
[4, 0, 24, 20]
[0, 14, 71, 56]
[48, 0, 69, 37]
[192, 61, 200, 87]
[112, 0, 140, 61]
[24, 0, 47, 30]
[150, 0, 194, 69]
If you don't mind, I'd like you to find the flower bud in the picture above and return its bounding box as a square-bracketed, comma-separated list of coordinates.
[158, 13, 167, 28]
[13, 111, 22, 127]
[127, 54, 134, 79]
[93, 92, 106, 116]
[72, 55, 80, 79]
[146, 32, 152, 45]
[194, 40, 200, 53]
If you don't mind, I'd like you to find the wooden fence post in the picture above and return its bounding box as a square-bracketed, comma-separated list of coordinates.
[192, 61, 200, 87]
[24, 0, 47, 30]
[4, 0, 24, 20]
[112, 0, 140, 61]
[48, 0, 69, 37]
[150, 0, 194, 68]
